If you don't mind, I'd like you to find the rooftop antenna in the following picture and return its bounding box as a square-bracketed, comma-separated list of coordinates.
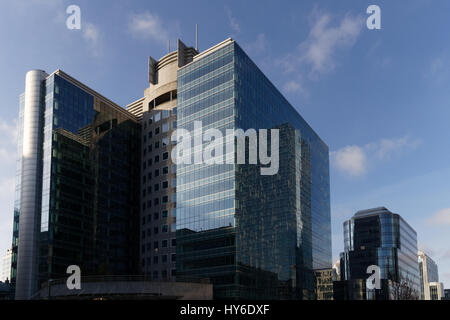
[195, 24, 198, 51]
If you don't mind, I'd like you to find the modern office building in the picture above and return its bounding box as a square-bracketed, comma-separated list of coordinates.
[444, 288, 450, 300]
[418, 250, 440, 300]
[174, 38, 331, 299]
[126, 40, 198, 281]
[1, 249, 12, 282]
[12, 70, 141, 299]
[314, 268, 336, 300]
[12, 37, 332, 300]
[339, 207, 420, 300]
[429, 282, 444, 300]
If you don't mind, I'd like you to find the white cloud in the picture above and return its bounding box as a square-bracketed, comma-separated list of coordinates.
[128, 12, 172, 45]
[82, 22, 101, 56]
[428, 208, 450, 225]
[243, 33, 268, 55]
[278, 11, 363, 93]
[225, 7, 240, 35]
[331, 145, 367, 177]
[331, 136, 421, 177]
[367, 136, 422, 160]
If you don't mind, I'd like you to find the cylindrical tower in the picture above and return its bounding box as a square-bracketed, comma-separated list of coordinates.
[15, 70, 47, 300]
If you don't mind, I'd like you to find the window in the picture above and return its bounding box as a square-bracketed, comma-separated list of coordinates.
[154, 183, 159, 191]
[162, 270, 167, 279]
[162, 137, 169, 146]
[162, 122, 169, 133]
[154, 197, 159, 206]
[162, 255, 167, 263]
[152, 271, 158, 279]
[162, 196, 168, 203]
[171, 269, 176, 277]
[162, 225, 168, 233]
[162, 110, 170, 119]
[148, 117, 153, 125]
[154, 112, 161, 122]
[170, 224, 176, 232]
[162, 240, 168, 248]
[155, 169, 159, 177]
[148, 131, 152, 139]
[154, 241, 159, 249]
[171, 239, 176, 246]
[154, 212, 159, 220]
[171, 254, 176, 262]
[162, 181, 168, 189]
[154, 227, 159, 234]
[155, 127, 160, 135]
[172, 178, 176, 187]
[163, 166, 169, 175]
[148, 144, 152, 152]
[172, 208, 176, 218]
[172, 121, 177, 129]
[142, 217, 146, 225]
[155, 155, 160, 163]
[147, 228, 151, 236]
[147, 172, 152, 180]
[155, 141, 160, 149]
[153, 256, 158, 264]
[163, 152, 169, 160]
[162, 210, 168, 218]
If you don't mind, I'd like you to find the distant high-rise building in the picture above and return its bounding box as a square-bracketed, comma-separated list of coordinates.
[444, 289, 450, 300]
[418, 250, 439, 300]
[1, 249, 12, 282]
[314, 268, 336, 300]
[12, 70, 141, 299]
[429, 282, 444, 300]
[338, 207, 420, 300]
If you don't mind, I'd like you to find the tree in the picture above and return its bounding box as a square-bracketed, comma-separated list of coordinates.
[389, 274, 419, 300]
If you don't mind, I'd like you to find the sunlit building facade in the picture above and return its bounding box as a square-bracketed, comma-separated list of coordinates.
[175, 39, 331, 299]
[12, 70, 141, 299]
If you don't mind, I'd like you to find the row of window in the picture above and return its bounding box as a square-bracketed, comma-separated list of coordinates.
[142, 209, 176, 225]
[141, 268, 176, 280]
[142, 224, 177, 238]
[142, 238, 176, 251]
[142, 194, 176, 210]
[142, 254, 176, 264]
[143, 121, 176, 141]
[142, 179, 176, 196]
[143, 109, 174, 130]
[142, 166, 172, 184]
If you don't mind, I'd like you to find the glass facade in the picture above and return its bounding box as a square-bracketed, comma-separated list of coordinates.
[340, 207, 421, 299]
[176, 41, 331, 299]
[12, 71, 141, 294]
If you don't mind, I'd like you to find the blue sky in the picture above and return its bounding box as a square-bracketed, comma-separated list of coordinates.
[0, 0, 449, 287]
